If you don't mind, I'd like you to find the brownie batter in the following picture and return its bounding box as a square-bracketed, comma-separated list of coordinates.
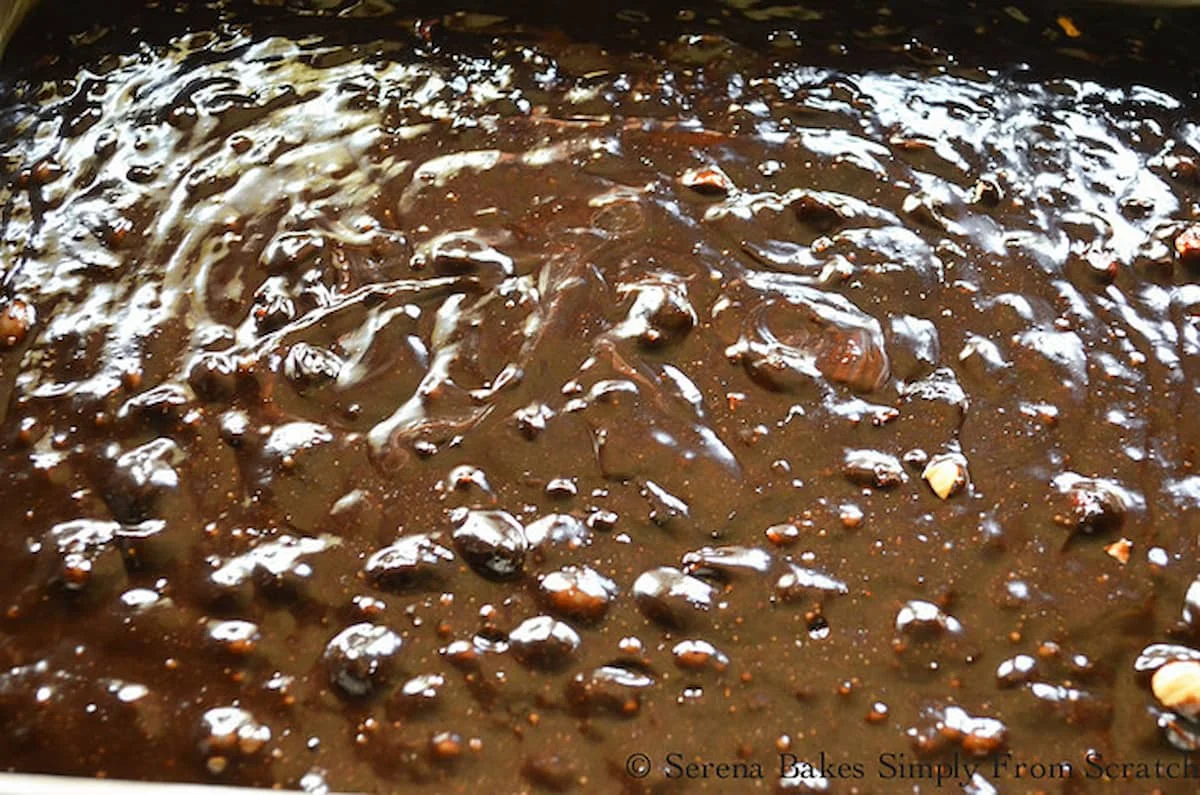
[1, 1, 1199, 792]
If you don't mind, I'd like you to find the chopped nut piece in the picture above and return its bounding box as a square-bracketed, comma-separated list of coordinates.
[1051, 473, 1128, 535]
[1152, 660, 1200, 719]
[1104, 537, 1132, 565]
[679, 165, 733, 195]
[906, 703, 1007, 757]
[843, 449, 907, 489]
[923, 453, 968, 500]
[1175, 225, 1200, 263]
[1056, 16, 1081, 39]
[0, 298, 35, 347]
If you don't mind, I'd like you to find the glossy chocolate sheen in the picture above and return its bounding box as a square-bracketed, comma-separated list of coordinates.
[1, 1, 1200, 792]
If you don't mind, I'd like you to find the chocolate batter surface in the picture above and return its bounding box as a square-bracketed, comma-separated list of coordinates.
[1, 1, 1200, 791]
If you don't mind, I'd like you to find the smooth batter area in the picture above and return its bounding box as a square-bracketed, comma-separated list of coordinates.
[1, 1, 1199, 791]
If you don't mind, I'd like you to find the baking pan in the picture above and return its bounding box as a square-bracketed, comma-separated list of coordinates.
[3, 0, 1200, 792]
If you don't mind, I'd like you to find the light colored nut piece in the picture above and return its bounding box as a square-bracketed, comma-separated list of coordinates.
[922, 453, 968, 500]
[1104, 538, 1132, 565]
[1152, 660, 1200, 719]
